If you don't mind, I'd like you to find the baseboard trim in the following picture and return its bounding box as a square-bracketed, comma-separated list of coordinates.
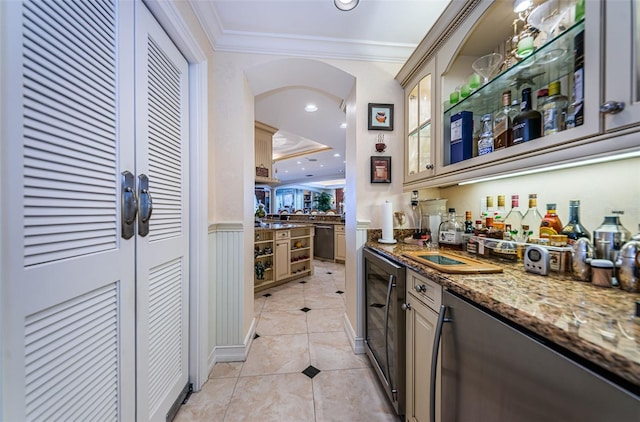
[343, 313, 365, 354]
[208, 317, 257, 374]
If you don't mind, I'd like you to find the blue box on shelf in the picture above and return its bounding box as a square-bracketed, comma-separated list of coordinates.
[450, 111, 473, 164]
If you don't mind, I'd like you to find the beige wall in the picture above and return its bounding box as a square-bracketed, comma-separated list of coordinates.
[417, 156, 640, 235]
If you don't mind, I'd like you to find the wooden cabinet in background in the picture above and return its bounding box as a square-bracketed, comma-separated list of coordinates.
[255, 226, 314, 292]
[255, 121, 279, 185]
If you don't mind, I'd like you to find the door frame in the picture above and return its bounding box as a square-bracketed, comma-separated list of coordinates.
[144, 0, 210, 391]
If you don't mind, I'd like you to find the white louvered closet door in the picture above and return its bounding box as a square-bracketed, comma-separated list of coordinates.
[2, 0, 136, 420]
[134, 4, 190, 421]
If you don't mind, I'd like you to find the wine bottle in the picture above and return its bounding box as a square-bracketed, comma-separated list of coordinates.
[540, 203, 563, 238]
[513, 88, 542, 145]
[560, 200, 590, 244]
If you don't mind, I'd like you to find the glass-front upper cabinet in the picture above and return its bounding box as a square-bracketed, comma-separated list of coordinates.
[436, 0, 601, 173]
[405, 60, 436, 183]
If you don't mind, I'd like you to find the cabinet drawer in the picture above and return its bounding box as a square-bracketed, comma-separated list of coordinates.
[275, 230, 290, 239]
[407, 268, 441, 312]
[335, 224, 345, 233]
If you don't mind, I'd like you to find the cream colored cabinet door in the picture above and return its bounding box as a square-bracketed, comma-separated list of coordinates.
[275, 239, 291, 281]
[405, 60, 436, 184]
[406, 295, 439, 422]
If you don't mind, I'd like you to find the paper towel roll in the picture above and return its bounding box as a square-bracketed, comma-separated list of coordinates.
[379, 201, 397, 244]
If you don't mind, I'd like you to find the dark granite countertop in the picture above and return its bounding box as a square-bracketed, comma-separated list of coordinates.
[365, 239, 640, 390]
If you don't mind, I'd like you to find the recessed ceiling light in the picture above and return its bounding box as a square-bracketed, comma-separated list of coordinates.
[304, 104, 318, 112]
[296, 161, 302, 164]
[335, 0, 359, 11]
[320, 164, 324, 167]
[333, 153, 340, 157]
[340, 123, 347, 129]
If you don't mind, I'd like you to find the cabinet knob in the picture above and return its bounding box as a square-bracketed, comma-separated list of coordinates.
[414, 284, 427, 293]
[425, 163, 434, 170]
[401, 303, 412, 311]
[600, 101, 625, 114]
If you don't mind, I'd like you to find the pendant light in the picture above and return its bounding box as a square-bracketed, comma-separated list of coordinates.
[335, 0, 359, 12]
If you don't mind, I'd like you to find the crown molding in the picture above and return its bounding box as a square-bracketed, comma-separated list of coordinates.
[190, 0, 414, 63]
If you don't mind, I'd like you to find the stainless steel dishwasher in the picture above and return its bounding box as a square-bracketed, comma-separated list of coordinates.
[313, 224, 334, 260]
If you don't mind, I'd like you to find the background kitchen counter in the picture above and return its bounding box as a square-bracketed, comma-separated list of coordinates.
[365, 238, 640, 391]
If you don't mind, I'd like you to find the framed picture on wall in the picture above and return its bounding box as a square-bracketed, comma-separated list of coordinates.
[368, 103, 394, 131]
[370, 156, 391, 183]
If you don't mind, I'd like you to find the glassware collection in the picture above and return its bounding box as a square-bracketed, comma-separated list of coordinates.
[445, 0, 585, 166]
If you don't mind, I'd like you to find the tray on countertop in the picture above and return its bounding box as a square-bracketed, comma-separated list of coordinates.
[403, 250, 504, 274]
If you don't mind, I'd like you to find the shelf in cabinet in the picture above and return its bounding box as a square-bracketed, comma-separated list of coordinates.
[444, 19, 584, 117]
[291, 235, 310, 240]
[291, 258, 311, 264]
[291, 246, 310, 252]
[255, 253, 274, 259]
[255, 239, 274, 245]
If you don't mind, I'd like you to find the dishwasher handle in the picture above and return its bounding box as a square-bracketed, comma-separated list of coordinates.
[431, 304, 452, 422]
[315, 225, 333, 229]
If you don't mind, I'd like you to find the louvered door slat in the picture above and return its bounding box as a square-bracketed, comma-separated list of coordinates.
[146, 37, 183, 243]
[25, 282, 119, 421]
[23, 0, 118, 268]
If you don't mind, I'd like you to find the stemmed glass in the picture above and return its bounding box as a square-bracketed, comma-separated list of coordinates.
[471, 53, 504, 85]
[527, 0, 576, 63]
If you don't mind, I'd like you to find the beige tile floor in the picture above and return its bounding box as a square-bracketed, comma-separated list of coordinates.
[175, 260, 399, 422]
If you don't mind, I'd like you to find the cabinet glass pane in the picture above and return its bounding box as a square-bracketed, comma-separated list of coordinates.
[408, 85, 419, 132]
[407, 131, 419, 175]
[418, 123, 431, 171]
[419, 75, 432, 125]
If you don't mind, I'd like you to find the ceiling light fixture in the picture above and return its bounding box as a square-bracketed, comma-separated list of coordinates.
[340, 123, 347, 129]
[513, 0, 532, 13]
[334, 0, 359, 11]
[304, 104, 318, 112]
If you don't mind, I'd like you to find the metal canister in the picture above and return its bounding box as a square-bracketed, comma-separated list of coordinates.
[593, 215, 631, 262]
[616, 240, 640, 292]
[571, 237, 594, 281]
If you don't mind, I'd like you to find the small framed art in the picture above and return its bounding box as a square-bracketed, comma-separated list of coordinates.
[370, 156, 391, 183]
[368, 103, 394, 131]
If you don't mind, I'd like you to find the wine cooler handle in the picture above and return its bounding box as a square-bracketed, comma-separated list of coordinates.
[431, 304, 452, 422]
[384, 274, 396, 396]
[600, 101, 625, 114]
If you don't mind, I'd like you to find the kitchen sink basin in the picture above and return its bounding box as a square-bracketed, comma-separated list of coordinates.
[403, 250, 503, 274]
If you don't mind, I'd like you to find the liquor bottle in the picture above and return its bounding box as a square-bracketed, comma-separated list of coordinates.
[482, 195, 495, 225]
[536, 87, 548, 115]
[542, 81, 569, 136]
[560, 200, 590, 244]
[540, 203, 563, 239]
[570, 29, 585, 128]
[438, 208, 463, 249]
[464, 211, 474, 234]
[478, 114, 494, 156]
[493, 91, 515, 150]
[521, 194, 543, 241]
[512, 88, 542, 145]
[503, 194, 524, 240]
[493, 195, 507, 232]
